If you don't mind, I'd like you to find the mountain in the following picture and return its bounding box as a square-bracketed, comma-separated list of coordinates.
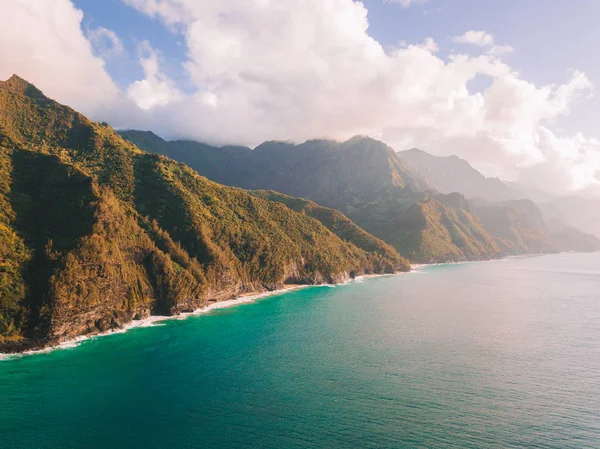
[0, 75, 407, 352]
[122, 131, 506, 263]
[122, 132, 600, 262]
[397, 148, 520, 202]
[470, 199, 552, 254]
[396, 148, 600, 252]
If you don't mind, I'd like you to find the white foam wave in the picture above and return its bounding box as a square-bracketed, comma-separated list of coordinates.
[0, 285, 312, 361]
[0, 273, 407, 361]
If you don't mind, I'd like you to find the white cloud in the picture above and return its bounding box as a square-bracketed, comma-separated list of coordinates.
[127, 41, 181, 110]
[2, 0, 599, 197]
[487, 44, 514, 56]
[0, 0, 127, 120]
[417, 37, 439, 54]
[516, 130, 600, 192]
[453, 30, 495, 47]
[87, 26, 124, 60]
[384, 0, 426, 7]
[121, 0, 599, 195]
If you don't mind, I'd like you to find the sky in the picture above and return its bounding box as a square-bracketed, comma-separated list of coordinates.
[2, 0, 600, 197]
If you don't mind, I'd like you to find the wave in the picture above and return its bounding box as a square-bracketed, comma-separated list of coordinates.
[0, 273, 404, 361]
[0, 285, 312, 361]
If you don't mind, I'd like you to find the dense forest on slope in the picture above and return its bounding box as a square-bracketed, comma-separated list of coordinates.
[0, 75, 407, 352]
[120, 132, 507, 262]
[122, 131, 600, 262]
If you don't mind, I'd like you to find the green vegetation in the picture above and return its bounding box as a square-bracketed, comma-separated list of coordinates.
[250, 190, 410, 272]
[123, 131, 600, 262]
[0, 75, 406, 351]
[122, 131, 503, 263]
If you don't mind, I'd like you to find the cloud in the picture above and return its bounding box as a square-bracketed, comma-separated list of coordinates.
[0, 0, 125, 120]
[417, 37, 439, 53]
[87, 26, 125, 60]
[127, 41, 182, 110]
[453, 30, 495, 47]
[516, 130, 600, 193]
[384, 0, 426, 7]
[452, 31, 514, 58]
[2, 0, 599, 197]
[124, 0, 596, 195]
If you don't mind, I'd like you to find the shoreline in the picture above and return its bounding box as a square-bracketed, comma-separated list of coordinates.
[410, 252, 550, 270]
[0, 255, 560, 361]
[0, 284, 310, 361]
[0, 251, 577, 362]
[0, 276, 389, 361]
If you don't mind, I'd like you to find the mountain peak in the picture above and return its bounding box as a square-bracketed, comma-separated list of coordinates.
[405, 147, 427, 154]
[1, 74, 45, 99]
[347, 134, 372, 142]
[345, 135, 391, 148]
[120, 129, 165, 142]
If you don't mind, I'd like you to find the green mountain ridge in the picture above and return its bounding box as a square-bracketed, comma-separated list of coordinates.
[120, 131, 509, 263]
[120, 131, 600, 262]
[0, 75, 407, 352]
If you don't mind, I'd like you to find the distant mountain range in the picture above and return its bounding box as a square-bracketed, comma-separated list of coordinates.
[397, 148, 519, 203]
[0, 75, 405, 352]
[396, 148, 600, 241]
[121, 130, 600, 263]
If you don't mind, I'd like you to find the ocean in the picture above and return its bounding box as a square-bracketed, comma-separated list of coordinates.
[1, 253, 599, 448]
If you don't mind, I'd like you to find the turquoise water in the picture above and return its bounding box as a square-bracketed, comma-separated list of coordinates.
[1, 253, 600, 448]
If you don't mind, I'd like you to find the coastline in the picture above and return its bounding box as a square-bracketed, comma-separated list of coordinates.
[1, 276, 392, 361]
[0, 284, 312, 361]
[0, 255, 555, 361]
[410, 252, 548, 270]
[1, 272, 405, 361]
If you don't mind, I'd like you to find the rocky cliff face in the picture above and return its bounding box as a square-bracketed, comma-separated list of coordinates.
[0, 76, 408, 352]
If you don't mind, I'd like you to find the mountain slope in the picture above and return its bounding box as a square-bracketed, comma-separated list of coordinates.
[397, 148, 519, 202]
[398, 148, 600, 249]
[549, 196, 600, 240]
[471, 199, 551, 254]
[123, 132, 600, 261]
[0, 75, 407, 351]
[120, 132, 431, 209]
[497, 182, 600, 241]
[122, 131, 505, 263]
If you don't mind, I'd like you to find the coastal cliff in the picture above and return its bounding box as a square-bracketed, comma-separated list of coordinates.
[0, 75, 408, 353]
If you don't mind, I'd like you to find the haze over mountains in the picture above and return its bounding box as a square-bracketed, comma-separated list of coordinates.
[397, 148, 519, 203]
[396, 148, 600, 241]
[121, 130, 600, 262]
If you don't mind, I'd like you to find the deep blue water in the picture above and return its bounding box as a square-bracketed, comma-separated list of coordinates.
[1, 253, 599, 448]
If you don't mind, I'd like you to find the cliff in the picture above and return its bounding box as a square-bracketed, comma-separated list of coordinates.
[0, 76, 408, 352]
